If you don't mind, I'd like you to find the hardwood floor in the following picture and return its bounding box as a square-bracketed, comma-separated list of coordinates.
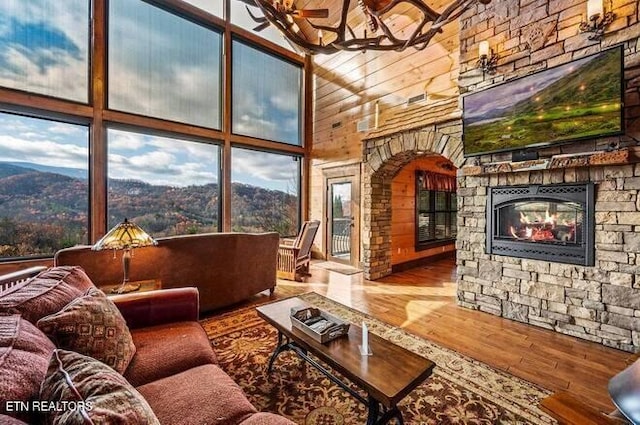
[210, 256, 635, 414]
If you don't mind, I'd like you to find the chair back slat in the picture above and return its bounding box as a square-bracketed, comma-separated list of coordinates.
[296, 220, 320, 257]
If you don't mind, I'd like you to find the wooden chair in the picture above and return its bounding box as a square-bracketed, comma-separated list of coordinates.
[277, 220, 320, 281]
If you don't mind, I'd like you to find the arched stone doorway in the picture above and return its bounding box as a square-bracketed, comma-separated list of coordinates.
[361, 121, 463, 280]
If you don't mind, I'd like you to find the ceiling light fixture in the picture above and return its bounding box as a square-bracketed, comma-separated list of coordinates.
[240, 0, 492, 55]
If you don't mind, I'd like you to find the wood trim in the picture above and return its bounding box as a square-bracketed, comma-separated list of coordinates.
[323, 164, 361, 267]
[0, 88, 93, 119]
[391, 250, 455, 273]
[103, 110, 225, 142]
[222, 18, 233, 232]
[228, 24, 305, 65]
[90, 0, 107, 243]
[0, 259, 53, 276]
[229, 133, 305, 155]
[152, 0, 226, 30]
[302, 54, 313, 221]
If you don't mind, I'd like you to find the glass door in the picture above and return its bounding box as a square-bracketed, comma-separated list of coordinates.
[327, 177, 357, 265]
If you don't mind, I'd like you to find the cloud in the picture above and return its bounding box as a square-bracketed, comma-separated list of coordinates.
[0, 2, 89, 102]
[107, 0, 222, 128]
[232, 41, 301, 144]
[49, 123, 83, 135]
[107, 129, 218, 187]
[0, 134, 87, 169]
[232, 148, 299, 191]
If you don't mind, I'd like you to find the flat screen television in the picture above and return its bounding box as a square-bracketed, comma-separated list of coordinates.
[462, 45, 624, 157]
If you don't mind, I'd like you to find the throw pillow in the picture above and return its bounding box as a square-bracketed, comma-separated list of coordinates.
[0, 266, 95, 324]
[37, 287, 135, 374]
[39, 349, 160, 425]
[0, 315, 56, 423]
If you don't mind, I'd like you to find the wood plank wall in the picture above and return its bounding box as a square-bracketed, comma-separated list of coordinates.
[309, 1, 464, 262]
[391, 156, 456, 266]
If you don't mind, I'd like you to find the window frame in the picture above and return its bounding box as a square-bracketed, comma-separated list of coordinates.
[414, 171, 457, 251]
[0, 110, 92, 262]
[105, 124, 223, 235]
[0, 0, 92, 104]
[230, 35, 304, 147]
[230, 144, 302, 237]
[105, 0, 225, 130]
[0, 0, 308, 264]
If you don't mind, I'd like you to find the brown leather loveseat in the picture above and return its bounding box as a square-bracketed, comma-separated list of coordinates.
[54, 232, 280, 313]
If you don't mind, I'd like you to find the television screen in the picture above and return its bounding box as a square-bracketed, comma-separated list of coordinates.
[462, 46, 624, 157]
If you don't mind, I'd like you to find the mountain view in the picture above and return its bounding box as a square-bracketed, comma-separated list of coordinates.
[464, 48, 622, 155]
[0, 162, 297, 258]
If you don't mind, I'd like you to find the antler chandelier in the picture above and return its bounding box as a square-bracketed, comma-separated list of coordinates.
[239, 0, 491, 54]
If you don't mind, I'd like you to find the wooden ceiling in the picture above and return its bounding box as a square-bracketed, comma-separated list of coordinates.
[305, 0, 466, 162]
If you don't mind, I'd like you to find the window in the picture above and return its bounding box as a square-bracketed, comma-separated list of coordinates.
[0, 0, 90, 102]
[232, 39, 302, 146]
[231, 147, 300, 236]
[108, 0, 222, 128]
[107, 128, 220, 237]
[0, 113, 89, 259]
[230, 2, 295, 51]
[183, 0, 223, 17]
[416, 171, 457, 248]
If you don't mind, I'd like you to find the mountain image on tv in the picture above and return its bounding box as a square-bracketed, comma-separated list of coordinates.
[463, 46, 623, 156]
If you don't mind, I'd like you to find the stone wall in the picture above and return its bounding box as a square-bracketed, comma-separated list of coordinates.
[456, 0, 640, 351]
[362, 121, 463, 280]
[458, 166, 640, 351]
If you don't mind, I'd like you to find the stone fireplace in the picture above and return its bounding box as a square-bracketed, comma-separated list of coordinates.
[454, 0, 640, 352]
[486, 183, 595, 266]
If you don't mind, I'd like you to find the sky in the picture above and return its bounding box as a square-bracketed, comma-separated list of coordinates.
[464, 51, 607, 119]
[0, 0, 89, 102]
[0, 0, 301, 193]
[0, 112, 298, 193]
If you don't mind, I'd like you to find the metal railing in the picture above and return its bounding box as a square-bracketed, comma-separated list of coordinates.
[332, 218, 351, 255]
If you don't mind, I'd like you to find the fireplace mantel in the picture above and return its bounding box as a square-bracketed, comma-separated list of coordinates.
[461, 148, 637, 177]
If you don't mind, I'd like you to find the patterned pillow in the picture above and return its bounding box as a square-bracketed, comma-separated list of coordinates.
[37, 287, 136, 374]
[0, 315, 55, 423]
[39, 349, 160, 425]
[0, 266, 95, 324]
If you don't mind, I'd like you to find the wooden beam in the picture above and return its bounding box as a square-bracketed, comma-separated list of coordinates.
[90, 0, 107, 243]
[223, 17, 233, 232]
[102, 110, 225, 142]
[0, 88, 93, 119]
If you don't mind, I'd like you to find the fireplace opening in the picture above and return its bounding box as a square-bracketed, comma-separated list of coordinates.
[487, 183, 594, 266]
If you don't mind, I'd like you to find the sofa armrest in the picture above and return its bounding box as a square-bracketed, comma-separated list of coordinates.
[111, 287, 200, 329]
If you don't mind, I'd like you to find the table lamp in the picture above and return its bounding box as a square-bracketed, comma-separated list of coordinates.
[92, 218, 157, 294]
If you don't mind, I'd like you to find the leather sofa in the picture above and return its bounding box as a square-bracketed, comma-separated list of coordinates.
[54, 232, 280, 313]
[0, 267, 294, 424]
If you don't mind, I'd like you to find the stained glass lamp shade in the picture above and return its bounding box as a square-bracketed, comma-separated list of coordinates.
[92, 218, 157, 293]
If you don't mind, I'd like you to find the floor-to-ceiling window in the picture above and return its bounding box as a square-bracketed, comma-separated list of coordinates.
[0, 0, 307, 262]
[0, 113, 89, 259]
[231, 147, 300, 236]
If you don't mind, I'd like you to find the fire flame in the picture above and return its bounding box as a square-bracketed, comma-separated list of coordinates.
[510, 208, 574, 242]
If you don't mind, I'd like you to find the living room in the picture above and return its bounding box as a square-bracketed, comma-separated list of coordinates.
[1, 0, 639, 424]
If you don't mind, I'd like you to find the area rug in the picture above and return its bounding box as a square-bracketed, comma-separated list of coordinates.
[311, 262, 362, 275]
[201, 293, 556, 425]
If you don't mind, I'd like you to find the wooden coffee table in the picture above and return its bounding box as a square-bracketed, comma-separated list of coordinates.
[256, 296, 436, 425]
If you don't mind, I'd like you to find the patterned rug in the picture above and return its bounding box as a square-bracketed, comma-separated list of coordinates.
[201, 293, 556, 425]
